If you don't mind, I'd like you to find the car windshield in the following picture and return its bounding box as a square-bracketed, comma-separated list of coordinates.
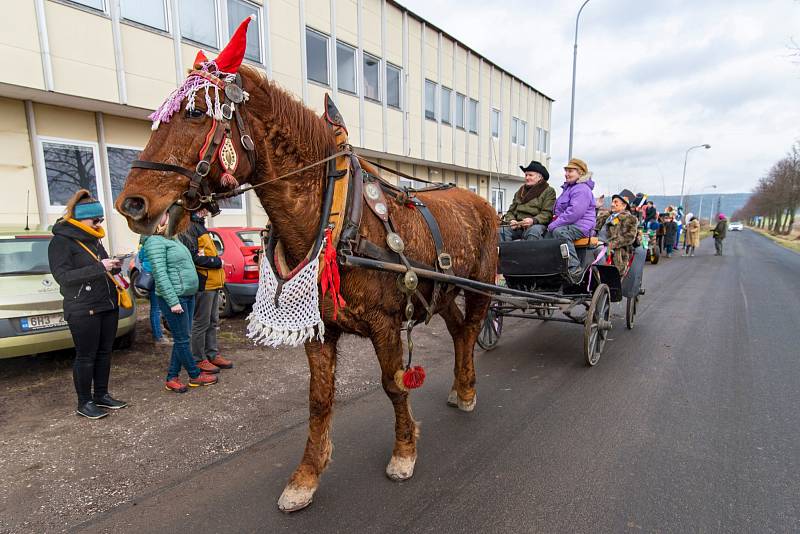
[237, 231, 261, 247]
[0, 237, 52, 276]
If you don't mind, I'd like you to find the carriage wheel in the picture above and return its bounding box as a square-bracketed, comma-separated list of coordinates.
[583, 284, 611, 366]
[477, 305, 503, 350]
[625, 294, 639, 330]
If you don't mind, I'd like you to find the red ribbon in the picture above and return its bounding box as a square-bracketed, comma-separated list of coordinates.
[320, 227, 346, 320]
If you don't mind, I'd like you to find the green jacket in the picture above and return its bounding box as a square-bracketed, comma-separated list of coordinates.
[713, 220, 727, 240]
[142, 235, 199, 307]
[502, 185, 557, 226]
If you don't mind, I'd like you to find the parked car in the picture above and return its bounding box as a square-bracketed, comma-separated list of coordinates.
[127, 226, 262, 317]
[728, 221, 743, 231]
[0, 229, 137, 359]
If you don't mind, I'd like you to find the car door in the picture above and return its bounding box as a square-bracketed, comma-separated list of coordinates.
[208, 231, 235, 281]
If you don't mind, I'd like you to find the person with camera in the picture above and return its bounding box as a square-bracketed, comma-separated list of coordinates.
[48, 189, 128, 420]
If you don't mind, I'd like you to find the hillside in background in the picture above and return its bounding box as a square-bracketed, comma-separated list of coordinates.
[645, 193, 751, 220]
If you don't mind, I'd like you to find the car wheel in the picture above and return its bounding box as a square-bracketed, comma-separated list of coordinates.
[114, 324, 137, 350]
[218, 287, 236, 318]
[129, 269, 150, 299]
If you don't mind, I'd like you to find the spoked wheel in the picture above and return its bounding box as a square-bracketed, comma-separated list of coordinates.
[584, 284, 612, 366]
[625, 294, 639, 330]
[477, 305, 503, 350]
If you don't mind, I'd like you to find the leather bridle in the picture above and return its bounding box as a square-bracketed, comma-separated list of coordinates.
[130, 70, 257, 216]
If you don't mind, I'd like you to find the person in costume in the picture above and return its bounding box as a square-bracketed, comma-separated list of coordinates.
[684, 214, 701, 257]
[48, 189, 128, 420]
[499, 160, 557, 241]
[595, 189, 640, 276]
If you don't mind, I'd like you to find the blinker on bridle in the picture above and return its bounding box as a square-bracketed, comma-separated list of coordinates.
[130, 71, 256, 216]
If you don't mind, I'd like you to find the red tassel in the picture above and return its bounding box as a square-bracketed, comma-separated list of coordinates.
[320, 227, 346, 320]
[221, 172, 239, 189]
[402, 366, 426, 389]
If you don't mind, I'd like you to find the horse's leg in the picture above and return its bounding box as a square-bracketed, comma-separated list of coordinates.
[441, 292, 490, 412]
[371, 322, 419, 481]
[277, 328, 341, 513]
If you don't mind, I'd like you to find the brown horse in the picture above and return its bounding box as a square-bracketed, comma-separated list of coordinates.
[115, 65, 497, 511]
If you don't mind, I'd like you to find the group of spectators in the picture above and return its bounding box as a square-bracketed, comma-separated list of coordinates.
[642, 204, 727, 257]
[48, 189, 233, 420]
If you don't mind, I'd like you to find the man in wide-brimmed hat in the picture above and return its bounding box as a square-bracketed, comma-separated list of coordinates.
[499, 160, 557, 241]
[545, 157, 597, 279]
[595, 189, 639, 275]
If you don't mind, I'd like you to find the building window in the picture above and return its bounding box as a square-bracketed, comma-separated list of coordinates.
[336, 41, 357, 94]
[511, 117, 519, 144]
[537, 127, 549, 153]
[41, 141, 100, 209]
[468, 185, 478, 194]
[441, 87, 452, 125]
[536, 126, 543, 151]
[227, 0, 262, 62]
[67, 0, 106, 12]
[491, 188, 506, 213]
[363, 52, 381, 102]
[180, 0, 218, 48]
[543, 129, 549, 153]
[305, 28, 329, 85]
[121, 0, 167, 31]
[490, 108, 500, 138]
[455, 93, 465, 129]
[424, 80, 437, 120]
[519, 121, 527, 147]
[400, 177, 425, 189]
[107, 147, 140, 202]
[468, 99, 478, 134]
[386, 63, 401, 109]
[218, 195, 243, 211]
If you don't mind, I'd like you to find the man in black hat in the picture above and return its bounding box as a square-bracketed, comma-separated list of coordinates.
[499, 160, 557, 241]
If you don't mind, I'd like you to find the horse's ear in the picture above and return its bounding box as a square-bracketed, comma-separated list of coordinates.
[215, 15, 255, 73]
[193, 50, 209, 69]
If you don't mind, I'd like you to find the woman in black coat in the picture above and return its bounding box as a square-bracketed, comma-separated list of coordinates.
[48, 189, 128, 419]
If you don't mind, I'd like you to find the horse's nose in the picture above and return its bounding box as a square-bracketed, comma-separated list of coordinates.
[119, 196, 147, 220]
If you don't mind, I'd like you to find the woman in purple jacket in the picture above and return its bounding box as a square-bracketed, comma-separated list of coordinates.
[545, 158, 597, 278]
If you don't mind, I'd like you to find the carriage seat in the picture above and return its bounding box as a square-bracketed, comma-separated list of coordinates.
[573, 236, 599, 248]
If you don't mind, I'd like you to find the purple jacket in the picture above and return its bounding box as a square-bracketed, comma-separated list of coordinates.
[548, 175, 596, 236]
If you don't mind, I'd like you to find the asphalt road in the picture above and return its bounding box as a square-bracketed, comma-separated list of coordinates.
[77, 230, 800, 533]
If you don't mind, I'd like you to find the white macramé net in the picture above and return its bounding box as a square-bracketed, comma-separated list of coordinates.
[246, 245, 325, 347]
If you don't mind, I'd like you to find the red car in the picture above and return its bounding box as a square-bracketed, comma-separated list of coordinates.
[129, 226, 262, 317]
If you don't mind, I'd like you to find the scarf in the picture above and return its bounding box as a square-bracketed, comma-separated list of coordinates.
[518, 181, 549, 205]
[66, 218, 105, 239]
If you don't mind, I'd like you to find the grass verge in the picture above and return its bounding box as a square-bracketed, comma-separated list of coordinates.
[749, 226, 800, 253]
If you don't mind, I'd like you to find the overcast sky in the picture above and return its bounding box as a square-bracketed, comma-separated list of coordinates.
[398, 0, 800, 196]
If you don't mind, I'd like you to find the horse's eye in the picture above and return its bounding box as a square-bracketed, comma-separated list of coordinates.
[185, 109, 206, 119]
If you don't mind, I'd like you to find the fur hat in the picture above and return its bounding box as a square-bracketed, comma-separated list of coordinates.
[563, 158, 588, 175]
[520, 160, 549, 181]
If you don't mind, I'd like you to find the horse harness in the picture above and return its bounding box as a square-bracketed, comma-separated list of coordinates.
[130, 71, 257, 217]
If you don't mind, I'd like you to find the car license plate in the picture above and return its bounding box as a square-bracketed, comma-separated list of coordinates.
[20, 313, 67, 331]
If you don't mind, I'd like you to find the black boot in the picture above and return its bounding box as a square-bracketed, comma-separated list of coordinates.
[93, 394, 128, 410]
[76, 401, 108, 419]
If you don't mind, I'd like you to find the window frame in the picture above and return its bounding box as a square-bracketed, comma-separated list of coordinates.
[468, 98, 478, 134]
[440, 86, 452, 125]
[511, 117, 519, 145]
[362, 51, 382, 103]
[227, 0, 264, 64]
[178, 0, 220, 50]
[519, 120, 527, 148]
[105, 143, 143, 204]
[335, 40, 358, 95]
[305, 27, 331, 87]
[490, 108, 500, 139]
[424, 79, 438, 121]
[491, 188, 506, 213]
[120, 0, 170, 34]
[59, 0, 108, 15]
[455, 93, 466, 130]
[386, 62, 402, 110]
[38, 136, 105, 214]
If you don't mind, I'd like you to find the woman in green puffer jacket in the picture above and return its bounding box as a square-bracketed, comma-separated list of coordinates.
[142, 217, 217, 392]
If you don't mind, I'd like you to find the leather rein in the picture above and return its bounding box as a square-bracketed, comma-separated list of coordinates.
[130, 70, 257, 216]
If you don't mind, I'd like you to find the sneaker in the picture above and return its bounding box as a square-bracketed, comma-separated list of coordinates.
[208, 355, 233, 369]
[154, 337, 171, 345]
[188, 372, 218, 387]
[196, 359, 220, 374]
[93, 394, 128, 409]
[165, 377, 188, 393]
[76, 401, 108, 419]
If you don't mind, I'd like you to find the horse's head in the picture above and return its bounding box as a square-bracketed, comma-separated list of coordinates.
[115, 17, 257, 237]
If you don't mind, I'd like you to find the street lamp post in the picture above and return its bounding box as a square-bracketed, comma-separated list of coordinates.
[679, 144, 711, 213]
[567, 0, 592, 160]
[698, 184, 717, 222]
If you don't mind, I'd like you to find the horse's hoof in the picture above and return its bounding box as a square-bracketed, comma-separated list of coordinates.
[277, 485, 316, 513]
[446, 389, 458, 407]
[457, 393, 477, 412]
[386, 455, 417, 481]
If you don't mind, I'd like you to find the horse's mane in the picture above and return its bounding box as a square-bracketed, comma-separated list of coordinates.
[241, 66, 336, 158]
